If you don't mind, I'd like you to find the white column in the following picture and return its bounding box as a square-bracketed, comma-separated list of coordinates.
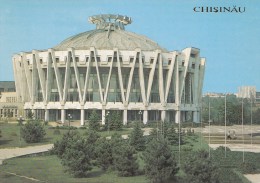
[123, 110, 127, 125]
[161, 110, 166, 122]
[143, 110, 148, 124]
[61, 108, 65, 124]
[101, 109, 105, 125]
[44, 109, 49, 122]
[193, 111, 199, 123]
[80, 109, 84, 126]
[175, 110, 180, 124]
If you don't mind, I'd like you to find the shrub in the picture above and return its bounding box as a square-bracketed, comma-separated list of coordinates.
[21, 120, 46, 143]
[129, 121, 146, 151]
[183, 149, 219, 183]
[53, 129, 61, 135]
[239, 162, 257, 174]
[89, 110, 100, 131]
[143, 137, 179, 183]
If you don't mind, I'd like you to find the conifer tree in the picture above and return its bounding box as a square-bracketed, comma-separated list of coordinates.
[129, 121, 146, 151]
[89, 110, 100, 131]
[143, 137, 179, 183]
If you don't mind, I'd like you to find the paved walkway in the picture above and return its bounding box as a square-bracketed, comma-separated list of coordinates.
[0, 144, 53, 165]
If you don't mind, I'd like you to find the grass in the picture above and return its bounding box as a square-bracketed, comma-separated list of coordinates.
[0, 155, 147, 183]
[0, 122, 132, 148]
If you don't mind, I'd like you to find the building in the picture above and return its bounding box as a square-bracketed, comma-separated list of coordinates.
[12, 14, 206, 125]
[237, 86, 256, 99]
[0, 81, 16, 99]
[0, 92, 24, 120]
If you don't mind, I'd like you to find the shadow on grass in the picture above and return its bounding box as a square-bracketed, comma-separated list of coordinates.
[0, 139, 12, 145]
[87, 169, 105, 178]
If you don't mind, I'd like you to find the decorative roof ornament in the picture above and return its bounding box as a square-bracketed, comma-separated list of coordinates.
[88, 14, 132, 31]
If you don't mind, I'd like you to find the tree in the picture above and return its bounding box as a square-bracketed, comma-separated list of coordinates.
[143, 137, 179, 183]
[21, 120, 46, 143]
[96, 138, 113, 170]
[89, 110, 100, 131]
[129, 121, 146, 151]
[107, 111, 123, 131]
[165, 124, 179, 145]
[61, 134, 93, 177]
[112, 139, 139, 176]
[183, 149, 219, 183]
[52, 130, 98, 177]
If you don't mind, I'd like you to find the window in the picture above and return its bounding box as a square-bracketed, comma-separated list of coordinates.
[108, 57, 112, 62]
[130, 57, 134, 63]
[190, 53, 196, 58]
[27, 60, 30, 65]
[85, 56, 89, 62]
[55, 57, 59, 63]
[40, 58, 43, 64]
[192, 63, 195, 69]
[119, 57, 123, 62]
[96, 57, 101, 62]
[75, 56, 79, 62]
[168, 59, 171, 65]
[150, 58, 154, 64]
[182, 61, 185, 66]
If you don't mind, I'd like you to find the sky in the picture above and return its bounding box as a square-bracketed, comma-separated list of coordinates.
[0, 0, 259, 94]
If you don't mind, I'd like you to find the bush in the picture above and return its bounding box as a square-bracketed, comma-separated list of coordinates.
[143, 137, 179, 183]
[21, 120, 46, 143]
[239, 162, 257, 174]
[129, 121, 146, 151]
[53, 129, 61, 135]
[183, 149, 219, 183]
[89, 110, 100, 131]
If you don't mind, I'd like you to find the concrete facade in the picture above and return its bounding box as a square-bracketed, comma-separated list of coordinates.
[12, 14, 205, 125]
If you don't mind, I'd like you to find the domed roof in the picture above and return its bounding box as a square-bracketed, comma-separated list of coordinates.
[53, 14, 167, 51]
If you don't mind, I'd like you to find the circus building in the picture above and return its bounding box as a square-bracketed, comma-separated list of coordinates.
[12, 14, 205, 125]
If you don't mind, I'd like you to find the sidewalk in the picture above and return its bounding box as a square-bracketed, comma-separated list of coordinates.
[0, 144, 53, 165]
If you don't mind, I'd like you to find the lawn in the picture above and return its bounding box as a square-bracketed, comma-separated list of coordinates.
[0, 122, 132, 148]
[0, 155, 147, 183]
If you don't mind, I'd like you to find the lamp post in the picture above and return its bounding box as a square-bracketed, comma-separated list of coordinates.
[18, 115, 24, 146]
[106, 111, 110, 135]
[138, 110, 142, 124]
[68, 114, 72, 132]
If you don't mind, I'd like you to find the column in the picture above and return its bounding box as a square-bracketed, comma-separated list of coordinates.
[44, 109, 49, 122]
[161, 110, 166, 122]
[101, 109, 105, 125]
[175, 110, 180, 124]
[80, 108, 84, 126]
[123, 110, 127, 125]
[193, 111, 199, 123]
[61, 108, 65, 124]
[143, 110, 148, 124]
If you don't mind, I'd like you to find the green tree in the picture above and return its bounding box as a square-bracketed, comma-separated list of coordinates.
[107, 111, 123, 131]
[183, 149, 219, 183]
[112, 139, 139, 176]
[52, 130, 79, 158]
[165, 124, 179, 145]
[61, 134, 93, 177]
[129, 121, 146, 151]
[96, 137, 113, 170]
[89, 110, 100, 131]
[21, 120, 46, 143]
[143, 137, 179, 183]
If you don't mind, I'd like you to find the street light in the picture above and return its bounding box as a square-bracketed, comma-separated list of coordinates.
[138, 110, 142, 124]
[106, 111, 110, 135]
[18, 115, 24, 146]
[68, 114, 72, 132]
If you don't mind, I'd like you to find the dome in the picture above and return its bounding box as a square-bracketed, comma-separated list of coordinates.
[54, 14, 167, 51]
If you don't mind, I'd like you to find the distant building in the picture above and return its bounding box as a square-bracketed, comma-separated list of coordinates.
[0, 81, 15, 99]
[0, 92, 23, 120]
[237, 86, 256, 99]
[12, 14, 206, 125]
[256, 92, 260, 103]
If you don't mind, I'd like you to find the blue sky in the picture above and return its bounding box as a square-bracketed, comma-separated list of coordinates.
[0, 0, 259, 93]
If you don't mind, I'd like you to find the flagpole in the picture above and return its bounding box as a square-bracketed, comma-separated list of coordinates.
[242, 98, 245, 162]
[225, 93, 227, 158]
[208, 95, 211, 158]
